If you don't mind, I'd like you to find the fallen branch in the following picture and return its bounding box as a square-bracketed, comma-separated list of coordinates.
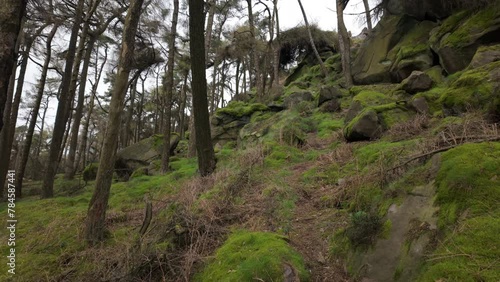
[389, 136, 500, 172]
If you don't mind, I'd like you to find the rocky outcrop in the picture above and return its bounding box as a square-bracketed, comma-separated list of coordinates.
[429, 6, 500, 74]
[211, 102, 269, 146]
[469, 44, 500, 69]
[401, 71, 433, 94]
[115, 134, 180, 179]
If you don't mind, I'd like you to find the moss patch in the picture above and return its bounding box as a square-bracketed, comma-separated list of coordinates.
[419, 142, 500, 281]
[216, 101, 269, 118]
[196, 231, 309, 282]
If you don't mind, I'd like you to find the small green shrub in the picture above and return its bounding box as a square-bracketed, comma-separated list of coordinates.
[82, 163, 98, 182]
[346, 211, 382, 247]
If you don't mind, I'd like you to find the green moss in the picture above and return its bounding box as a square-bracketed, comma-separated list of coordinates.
[389, 21, 436, 62]
[196, 231, 309, 282]
[353, 90, 394, 107]
[442, 5, 500, 48]
[380, 219, 392, 239]
[130, 167, 148, 178]
[82, 163, 98, 182]
[418, 142, 500, 281]
[429, 10, 470, 46]
[216, 101, 269, 117]
[438, 62, 499, 113]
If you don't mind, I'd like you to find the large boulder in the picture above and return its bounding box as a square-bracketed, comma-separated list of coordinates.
[284, 91, 314, 109]
[353, 15, 419, 84]
[469, 44, 500, 69]
[344, 110, 384, 142]
[115, 134, 180, 179]
[318, 85, 343, 106]
[429, 6, 500, 74]
[401, 71, 433, 94]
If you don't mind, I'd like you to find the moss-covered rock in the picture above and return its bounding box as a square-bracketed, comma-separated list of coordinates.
[430, 4, 500, 74]
[439, 61, 500, 115]
[469, 44, 500, 69]
[353, 15, 419, 84]
[419, 142, 500, 281]
[196, 231, 309, 282]
[345, 91, 394, 123]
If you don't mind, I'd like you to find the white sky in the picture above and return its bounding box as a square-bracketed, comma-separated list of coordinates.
[278, 0, 378, 35]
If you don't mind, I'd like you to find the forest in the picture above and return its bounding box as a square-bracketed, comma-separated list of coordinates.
[0, 0, 499, 281]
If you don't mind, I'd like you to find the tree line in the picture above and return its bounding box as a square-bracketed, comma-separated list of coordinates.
[0, 0, 373, 244]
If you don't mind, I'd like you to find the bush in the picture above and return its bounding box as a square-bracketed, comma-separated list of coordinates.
[82, 163, 98, 182]
[346, 211, 382, 247]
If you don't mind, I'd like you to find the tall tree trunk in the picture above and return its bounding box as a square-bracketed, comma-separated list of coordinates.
[178, 72, 188, 139]
[204, 0, 216, 62]
[363, 0, 373, 31]
[85, 0, 145, 245]
[273, 0, 280, 87]
[123, 76, 138, 148]
[235, 60, 240, 96]
[15, 24, 59, 197]
[336, 0, 353, 87]
[0, 31, 32, 197]
[136, 74, 146, 143]
[161, 0, 179, 173]
[297, 0, 328, 77]
[42, 0, 85, 198]
[76, 43, 107, 172]
[65, 36, 97, 179]
[189, 0, 216, 176]
[0, 0, 26, 133]
[246, 0, 263, 96]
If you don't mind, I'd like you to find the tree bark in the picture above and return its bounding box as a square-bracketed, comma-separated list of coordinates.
[85, 0, 145, 245]
[297, 0, 328, 77]
[0, 0, 26, 134]
[41, 0, 85, 198]
[65, 36, 97, 179]
[161, 0, 179, 173]
[273, 0, 280, 87]
[76, 43, 107, 172]
[336, 0, 353, 87]
[246, 0, 263, 96]
[15, 24, 59, 197]
[204, 0, 216, 62]
[362, 0, 373, 31]
[189, 0, 216, 176]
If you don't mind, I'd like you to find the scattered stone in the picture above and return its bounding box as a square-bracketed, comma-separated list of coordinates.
[318, 86, 343, 106]
[319, 99, 341, 113]
[411, 97, 430, 114]
[284, 91, 314, 109]
[401, 71, 433, 94]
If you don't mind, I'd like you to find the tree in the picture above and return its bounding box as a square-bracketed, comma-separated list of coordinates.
[363, 0, 373, 31]
[15, 24, 60, 196]
[297, 0, 328, 77]
[41, 0, 85, 198]
[336, 0, 353, 87]
[188, 0, 216, 176]
[0, 0, 26, 134]
[161, 0, 179, 173]
[85, 0, 146, 245]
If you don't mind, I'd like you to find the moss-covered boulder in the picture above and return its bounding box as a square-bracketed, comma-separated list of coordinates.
[284, 91, 314, 109]
[429, 5, 500, 74]
[419, 143, 500, 281]
[115, 134, 180, 179]
[344, 109, 384, 141]
[196, 231, 309, 282]
[353, 15, 419, 84]
[400, 71, 433, 94]
[439, 61, 500, 116]
[82, 163, 98, 182]
[345, 91, 394, 123]
[469, 44, 500, 69]
[211, 101, 269, 146]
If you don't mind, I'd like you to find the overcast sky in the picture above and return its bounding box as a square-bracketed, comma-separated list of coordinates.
[278, 0, 378, 35]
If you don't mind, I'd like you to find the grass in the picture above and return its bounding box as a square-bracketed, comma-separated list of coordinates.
[195, 230, 309, 282]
